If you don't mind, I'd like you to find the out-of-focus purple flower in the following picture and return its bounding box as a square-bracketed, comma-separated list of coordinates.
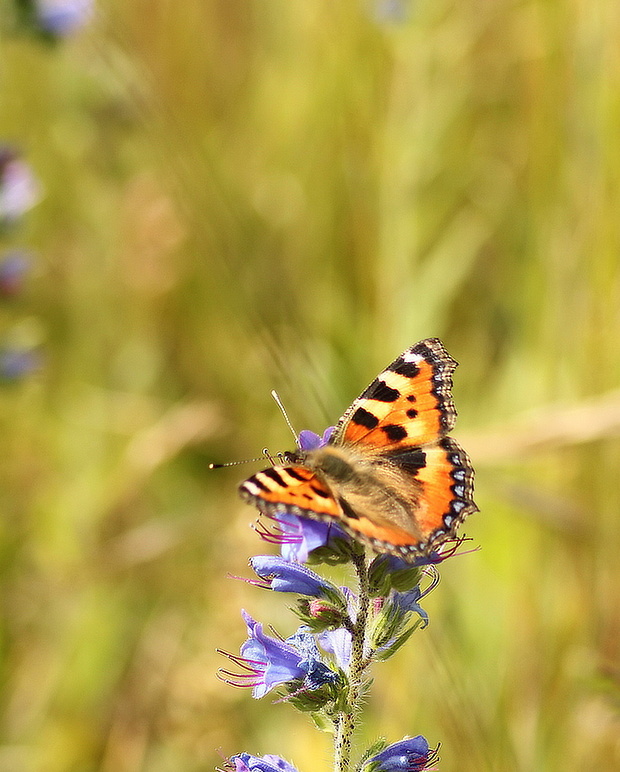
[226, 753, 300, 772]
[364, 736, 437, 771]
[0, 251, 32, 297]
[36, 0, 94, 35]
[372, 0, 410, 24]
[297, 426, 334, 451]
[249, 555, 342, 601]
[218, 611, 337, 699]
[0, 347, 41, 381]
[0, 148, 40, 227]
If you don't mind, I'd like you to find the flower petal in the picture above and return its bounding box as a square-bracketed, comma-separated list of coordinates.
[366, 735, 433, 771]
[318, 627, 352, 671]
[229, 752, 300, 772]
[250, 555, 336, 597]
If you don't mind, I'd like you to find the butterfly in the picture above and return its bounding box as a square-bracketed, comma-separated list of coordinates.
[239, 338, 477, 562]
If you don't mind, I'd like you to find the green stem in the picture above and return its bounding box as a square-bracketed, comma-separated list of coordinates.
[333, 551, 371, 772]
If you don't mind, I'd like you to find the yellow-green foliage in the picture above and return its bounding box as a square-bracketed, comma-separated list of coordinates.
[1, 1, 619, 770]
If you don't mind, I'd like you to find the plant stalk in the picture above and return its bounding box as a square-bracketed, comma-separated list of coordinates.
[333, 551, 371, 772]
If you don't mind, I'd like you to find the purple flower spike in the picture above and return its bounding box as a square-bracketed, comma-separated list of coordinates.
[364, 736, 437, 771]
[227, 753, 300, 772]
[36, 0, 94, 35]
[250, 555, 341, 600]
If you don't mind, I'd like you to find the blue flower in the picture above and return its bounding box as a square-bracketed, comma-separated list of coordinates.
[364, 736, 437, 771]
[285, 627, 341, 687]
[36, 0, 94, 35]
[318, 626, 352, 671]
[372, 554, 437, 572]
[227, 753, 300, 772]
[264, 510, 350, 564]
[239, 612, 307, 698]
[249, 555, 342, 601]
[317, 587, 357, 670]
[390, 587, 428, 627]
[369, 543, 469, 597]
[218, 611, 337, 699]
[0, 147, 40, 227]
[297, 426, 334, 451]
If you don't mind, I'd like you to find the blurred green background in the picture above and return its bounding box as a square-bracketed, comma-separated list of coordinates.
[1, 1, 620, 770]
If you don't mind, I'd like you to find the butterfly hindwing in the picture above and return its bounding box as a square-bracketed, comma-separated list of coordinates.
[386, 437, 476, 546]
[331, 338, 458, 452]
[305, 437, 477, 559]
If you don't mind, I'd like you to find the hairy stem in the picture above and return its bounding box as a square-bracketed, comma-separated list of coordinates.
[333, 551, 371, 772]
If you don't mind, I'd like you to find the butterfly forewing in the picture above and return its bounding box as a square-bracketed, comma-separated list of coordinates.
[331, 338, 458, 452]
[239, 464, 340, 520]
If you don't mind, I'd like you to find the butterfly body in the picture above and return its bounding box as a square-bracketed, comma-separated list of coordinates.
[240, 338, 477, 561]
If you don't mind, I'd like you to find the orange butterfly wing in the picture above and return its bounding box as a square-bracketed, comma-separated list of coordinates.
[240, 464, 340, 520]
[332, 338, 457, 452]
[401, 437, 475, 543]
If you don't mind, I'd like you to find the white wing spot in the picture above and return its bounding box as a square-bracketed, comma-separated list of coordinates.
[242, 481, 261, 495]
[402, 351, 424, 364]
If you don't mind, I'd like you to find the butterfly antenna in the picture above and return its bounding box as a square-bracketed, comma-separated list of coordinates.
[210, 392, 295, 470]
[271, 390, 299, 445]
[208, 451, 273, 470]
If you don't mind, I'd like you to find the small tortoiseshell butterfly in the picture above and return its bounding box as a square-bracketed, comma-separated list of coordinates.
[239, 338, 477, 562]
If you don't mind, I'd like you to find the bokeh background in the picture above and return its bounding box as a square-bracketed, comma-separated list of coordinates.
[1, 1, 620, 770]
